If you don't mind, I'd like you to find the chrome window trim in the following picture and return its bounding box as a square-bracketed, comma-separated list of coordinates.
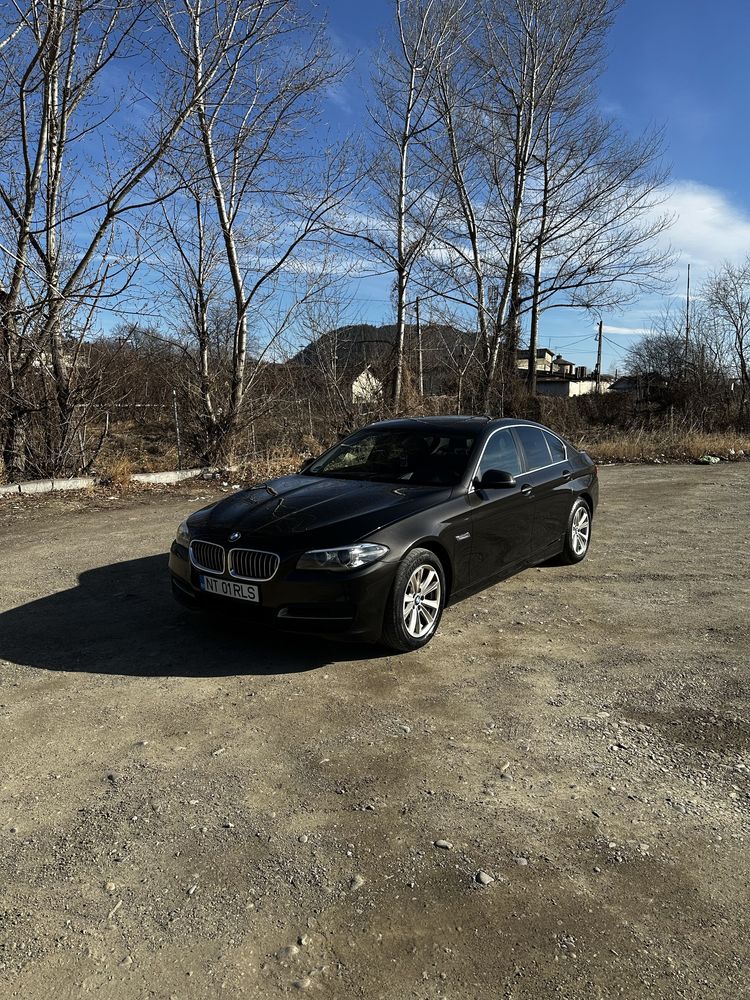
[228, 547, 280, 582]
[189, 539, 226, 575]
[542, 429, 568, 465]
[468, 424, 568, 491]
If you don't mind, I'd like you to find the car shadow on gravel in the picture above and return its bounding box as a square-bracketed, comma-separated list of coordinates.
[0, 554, 388, 677]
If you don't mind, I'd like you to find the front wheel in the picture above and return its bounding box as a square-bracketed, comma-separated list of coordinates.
[381, 548, 445, 652]
[560, 498, 592, 564]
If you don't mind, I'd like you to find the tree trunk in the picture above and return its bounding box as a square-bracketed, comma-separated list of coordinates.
[3, 413, 27, 482]
[527, 302, 540, 395]
[506, 262, 523, 366]
[528, 120, 551, 395]
[393, 266, 407, 409]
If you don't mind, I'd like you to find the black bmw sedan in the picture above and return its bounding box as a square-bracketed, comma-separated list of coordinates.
[169, 417, 598, 651]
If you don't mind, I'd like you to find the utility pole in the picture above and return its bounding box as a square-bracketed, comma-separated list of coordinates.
[415, 296, 424, 396]
[595, 319, 603, 394]
[684, 262, 691, 376]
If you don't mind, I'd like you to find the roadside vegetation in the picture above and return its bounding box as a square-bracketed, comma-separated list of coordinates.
[0, 1, 747, 484]
[90, 392, 750, 483]
[578, 431, 750, 465]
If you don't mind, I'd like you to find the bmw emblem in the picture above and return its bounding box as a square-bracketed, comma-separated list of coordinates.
[229, 531, 241, 542]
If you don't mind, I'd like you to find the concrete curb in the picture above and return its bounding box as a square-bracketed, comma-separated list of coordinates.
[0, 477, 95, 495]
[131, 468, 202, 485]
[0, 468, 203, 495]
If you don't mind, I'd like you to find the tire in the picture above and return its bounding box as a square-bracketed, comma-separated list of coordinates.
[381, 548, 446, 652]
[559, 498, 592, 564]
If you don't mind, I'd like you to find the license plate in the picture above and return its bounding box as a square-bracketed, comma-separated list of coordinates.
[200, 575, 260, 602]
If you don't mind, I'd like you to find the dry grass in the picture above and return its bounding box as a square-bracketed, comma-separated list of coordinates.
[92, 418, 750, 485]
[575, 430, 750, 464]
[239, 446, 313, 483]
[233, 432, 750, 487]
[97, 454, 135, 490]
[97, 420, 182, 474]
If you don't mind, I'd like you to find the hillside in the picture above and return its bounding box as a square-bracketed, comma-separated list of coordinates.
[292, 322, 478, 393]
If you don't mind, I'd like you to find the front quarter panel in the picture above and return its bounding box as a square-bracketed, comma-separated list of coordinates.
[363, 490, 475, 597]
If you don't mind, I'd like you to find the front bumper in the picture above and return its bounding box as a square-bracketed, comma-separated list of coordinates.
[168, 542, 396, 643]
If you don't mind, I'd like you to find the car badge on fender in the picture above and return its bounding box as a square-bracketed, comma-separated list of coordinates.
[229, 531, 241, 542]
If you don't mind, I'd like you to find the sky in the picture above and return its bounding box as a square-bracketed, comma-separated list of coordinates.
[317, 0, 750, 374]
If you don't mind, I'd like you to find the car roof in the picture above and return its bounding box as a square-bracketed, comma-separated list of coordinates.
[366, 416, 554, 434]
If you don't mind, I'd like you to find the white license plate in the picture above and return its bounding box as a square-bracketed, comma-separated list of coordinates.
[200, 575, 259, 602]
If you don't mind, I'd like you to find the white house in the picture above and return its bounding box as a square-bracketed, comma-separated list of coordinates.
[350, 365, 382, 403]
[516, 348, 611, 396]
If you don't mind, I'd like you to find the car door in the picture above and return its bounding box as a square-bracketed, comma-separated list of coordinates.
[512, 425, 574, 557]
[467, 428, 533, 584]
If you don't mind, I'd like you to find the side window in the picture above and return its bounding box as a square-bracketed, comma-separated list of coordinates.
[514, 426, 552, 471]
[543, 431, 566, 463]
[478, 429, 522, 478]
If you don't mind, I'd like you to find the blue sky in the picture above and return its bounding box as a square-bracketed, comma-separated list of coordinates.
[317, 0, 750, 373]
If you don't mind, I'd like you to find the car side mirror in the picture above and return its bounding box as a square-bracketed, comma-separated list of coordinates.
[298, 457, 314, 473]
[476, 468, 517, 490]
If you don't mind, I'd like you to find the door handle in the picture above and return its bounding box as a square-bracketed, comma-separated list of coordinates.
[521, 484, 533, 496]
[561, 469, 572, 483]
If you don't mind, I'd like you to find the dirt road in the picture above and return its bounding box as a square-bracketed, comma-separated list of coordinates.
[0, 466, 748, 999]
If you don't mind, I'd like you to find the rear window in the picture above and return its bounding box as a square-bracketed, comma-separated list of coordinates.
[514, 426, 552, 470]
[543, 431, 566, 463]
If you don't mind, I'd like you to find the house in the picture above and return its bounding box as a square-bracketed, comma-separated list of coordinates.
[516, 349, 612, 395]
[551, 355, 575, 377]
[516, 349, 576, 376]
[351, 365, 383, 403]
[534, 372, 614, 397]
[516, 348, 557, 373]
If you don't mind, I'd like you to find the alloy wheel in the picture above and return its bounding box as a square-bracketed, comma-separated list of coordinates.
[571, 505, 591, 556]
[402, 564, 442, 638]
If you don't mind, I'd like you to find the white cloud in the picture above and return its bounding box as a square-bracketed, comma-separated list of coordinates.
[603, 324, 650, 336]
[326, 82, 354, 115]
[664, 180, 750, 273]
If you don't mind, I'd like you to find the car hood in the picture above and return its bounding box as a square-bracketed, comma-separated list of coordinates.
[189, 474, 450, 548]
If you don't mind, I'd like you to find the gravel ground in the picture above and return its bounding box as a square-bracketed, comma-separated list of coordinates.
[0, 465, 748, 999]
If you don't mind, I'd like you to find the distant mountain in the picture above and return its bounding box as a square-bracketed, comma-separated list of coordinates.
[291, 323, 479, 393]
[292, 324, 398, 373]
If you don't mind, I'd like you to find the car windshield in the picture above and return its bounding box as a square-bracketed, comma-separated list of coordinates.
[306, 427, 477, 486]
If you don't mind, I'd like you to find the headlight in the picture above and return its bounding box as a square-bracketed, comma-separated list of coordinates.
[176, 520, 191, 547]
[296, 543, 389, 571]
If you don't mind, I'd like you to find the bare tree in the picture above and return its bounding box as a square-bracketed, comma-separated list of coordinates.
[625, 301, 735, 427]
[522, 120, 672, 392]
[363, 0, 465, 409]
[0, 0, 262, 478]
[426, 10, 498, 406]
[423, 0, 613, 408]
[293, 297, 365, 433]
[705, 257, 750, 422]
[420, 0, 671, 409]
[153, 0, 353, 465]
